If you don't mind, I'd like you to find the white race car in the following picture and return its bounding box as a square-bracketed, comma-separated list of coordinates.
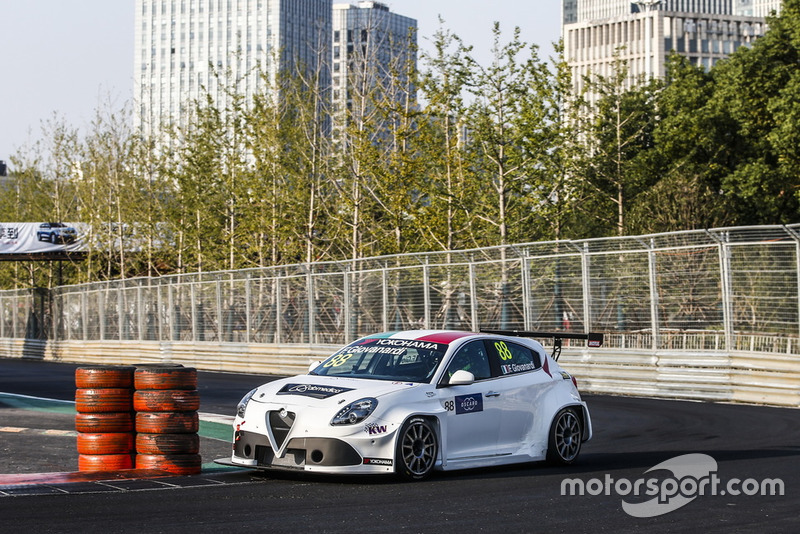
[227, 329, 602, 480]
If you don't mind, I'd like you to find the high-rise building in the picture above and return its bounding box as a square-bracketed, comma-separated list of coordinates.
[734, 0, 784, 16]
[562, 0, 783, 96]
[331, 2, 417, 139]
[134, 0, 332, 136]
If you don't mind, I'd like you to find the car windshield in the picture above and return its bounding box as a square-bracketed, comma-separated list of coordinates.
[310, 337, 448, 383]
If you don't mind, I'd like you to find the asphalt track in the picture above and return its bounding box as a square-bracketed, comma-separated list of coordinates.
[0, 358, 798, 533]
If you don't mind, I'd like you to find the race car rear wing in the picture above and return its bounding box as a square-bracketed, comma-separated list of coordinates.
[480, 330, 604, 361]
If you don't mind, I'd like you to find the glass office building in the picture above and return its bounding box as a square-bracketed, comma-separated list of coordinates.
[562, 0, 783, 96]
[134, 0, 332, 135]
[331, 2, 417, 138]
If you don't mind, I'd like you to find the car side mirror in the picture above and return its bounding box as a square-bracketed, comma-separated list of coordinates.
[448, 369, 475, 386]
[308, 360, 322, 373]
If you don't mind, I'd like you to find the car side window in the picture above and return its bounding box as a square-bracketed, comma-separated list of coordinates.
[441, 341, 492, 384]
[489, 340, 541, 376]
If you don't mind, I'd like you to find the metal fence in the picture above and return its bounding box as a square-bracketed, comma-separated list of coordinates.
[4, 224, 800, 355]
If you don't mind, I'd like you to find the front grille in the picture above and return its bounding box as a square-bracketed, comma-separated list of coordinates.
[268, 410, 296, 449]
[252, 438, 361, 468]
[255, 445, 306, 468]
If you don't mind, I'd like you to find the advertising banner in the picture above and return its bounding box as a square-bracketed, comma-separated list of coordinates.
[0, 222, 85, 255]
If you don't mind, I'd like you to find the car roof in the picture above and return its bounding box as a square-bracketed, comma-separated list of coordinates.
[363, 330, 480, 344]
[359, 329, 552, 347]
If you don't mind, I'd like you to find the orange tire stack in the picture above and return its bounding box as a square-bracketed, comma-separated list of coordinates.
[74, 366, 136, 471]
[133, 366, 202, 475]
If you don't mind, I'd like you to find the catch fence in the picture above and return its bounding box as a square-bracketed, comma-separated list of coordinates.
[3, 224, 800, 355]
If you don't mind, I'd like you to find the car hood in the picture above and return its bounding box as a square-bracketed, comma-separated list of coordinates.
[248, 375, 421, 409]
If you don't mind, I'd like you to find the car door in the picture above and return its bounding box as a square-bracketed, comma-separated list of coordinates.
[438, 340, 502, 462]
[486, 339, 554, 455]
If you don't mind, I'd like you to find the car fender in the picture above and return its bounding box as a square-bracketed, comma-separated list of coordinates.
[547, 400, 592, 442]
[374, 391, 446, 464]
[390, 412, 445, 470]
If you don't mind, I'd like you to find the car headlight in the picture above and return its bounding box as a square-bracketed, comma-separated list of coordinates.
[236, 388, 258, 418]
[331, 397, 378, 426]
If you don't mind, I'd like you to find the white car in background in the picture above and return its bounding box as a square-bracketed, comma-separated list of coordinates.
[226, 329, 602, 480]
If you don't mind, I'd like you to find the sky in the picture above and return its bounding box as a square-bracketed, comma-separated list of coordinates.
[0, 1, 562, 164]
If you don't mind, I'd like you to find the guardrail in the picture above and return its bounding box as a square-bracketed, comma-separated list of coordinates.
[1, 338, 797, 407]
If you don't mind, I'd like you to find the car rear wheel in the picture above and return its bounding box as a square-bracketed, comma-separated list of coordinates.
[546, 407, 583, 465]
[395, 417, 437, 481]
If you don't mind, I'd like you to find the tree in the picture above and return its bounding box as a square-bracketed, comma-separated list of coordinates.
[464, 24, 550, 247]
[627, 55, 731, 233]
[285, 45, 336, 265]
[365, 29, 428, 256]
[79, 99, 140, 280]
[581, 56, 660, 236]
[166, 94, 227, 273]
[460, 24, 552, 328]
[532, 40, 592, 241]
[417, 22, 474, 253]
[708, 0, 800, 224]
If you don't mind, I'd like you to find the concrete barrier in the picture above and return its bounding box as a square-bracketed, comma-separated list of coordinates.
[559, 348, 798, 407]
[0, 338, 337, 376]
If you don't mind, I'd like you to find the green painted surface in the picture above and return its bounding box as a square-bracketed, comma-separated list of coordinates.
[0, 392, 76, 414]
[0, 392, 232, 441]
[198, 419, 232, 441]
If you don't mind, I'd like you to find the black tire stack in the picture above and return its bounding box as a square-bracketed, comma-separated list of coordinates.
[133, 366, 202, 475]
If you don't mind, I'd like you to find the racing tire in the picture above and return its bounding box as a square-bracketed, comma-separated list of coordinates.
[77, 432, 135, 455]
[136, 433, 199, 455]
[134, 366, 197, 390]
[136, 411, 199, 434]
[78, 453, 134, 472]
[75, 366, 135, 389]
[546, 407, 583, 465]
[133, 389, 200, 413]
[136, 453, 202, 475]
[75, 388, 133, 413]
[395, 417, 438, 481]
[75, 412, 134, 433]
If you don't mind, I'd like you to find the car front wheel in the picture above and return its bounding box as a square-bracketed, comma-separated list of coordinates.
[395, 417, 437, 481]
[546, 407, 583, 465]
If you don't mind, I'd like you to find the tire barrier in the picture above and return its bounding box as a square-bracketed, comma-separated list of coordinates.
[133, 366, 202, 475]
[136, 433, 200, 455]
[75, 388, 134, 413]
[75, 366, 136, 472]
[75, 366, 135, 389]
[75, 412, 134, 433]
[74, 364, 203, 475]
[135, 411, 199, 434]
[132, 389, 201, 413]
[135, 453, 203, 475]
[77, 432, 135, 455]
[134, 365, 196, 390]
[78, 453, 134, 471]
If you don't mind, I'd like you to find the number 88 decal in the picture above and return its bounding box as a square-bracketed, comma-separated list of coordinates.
[323, 353, 353, 368]
[494, 341, 513, 361]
